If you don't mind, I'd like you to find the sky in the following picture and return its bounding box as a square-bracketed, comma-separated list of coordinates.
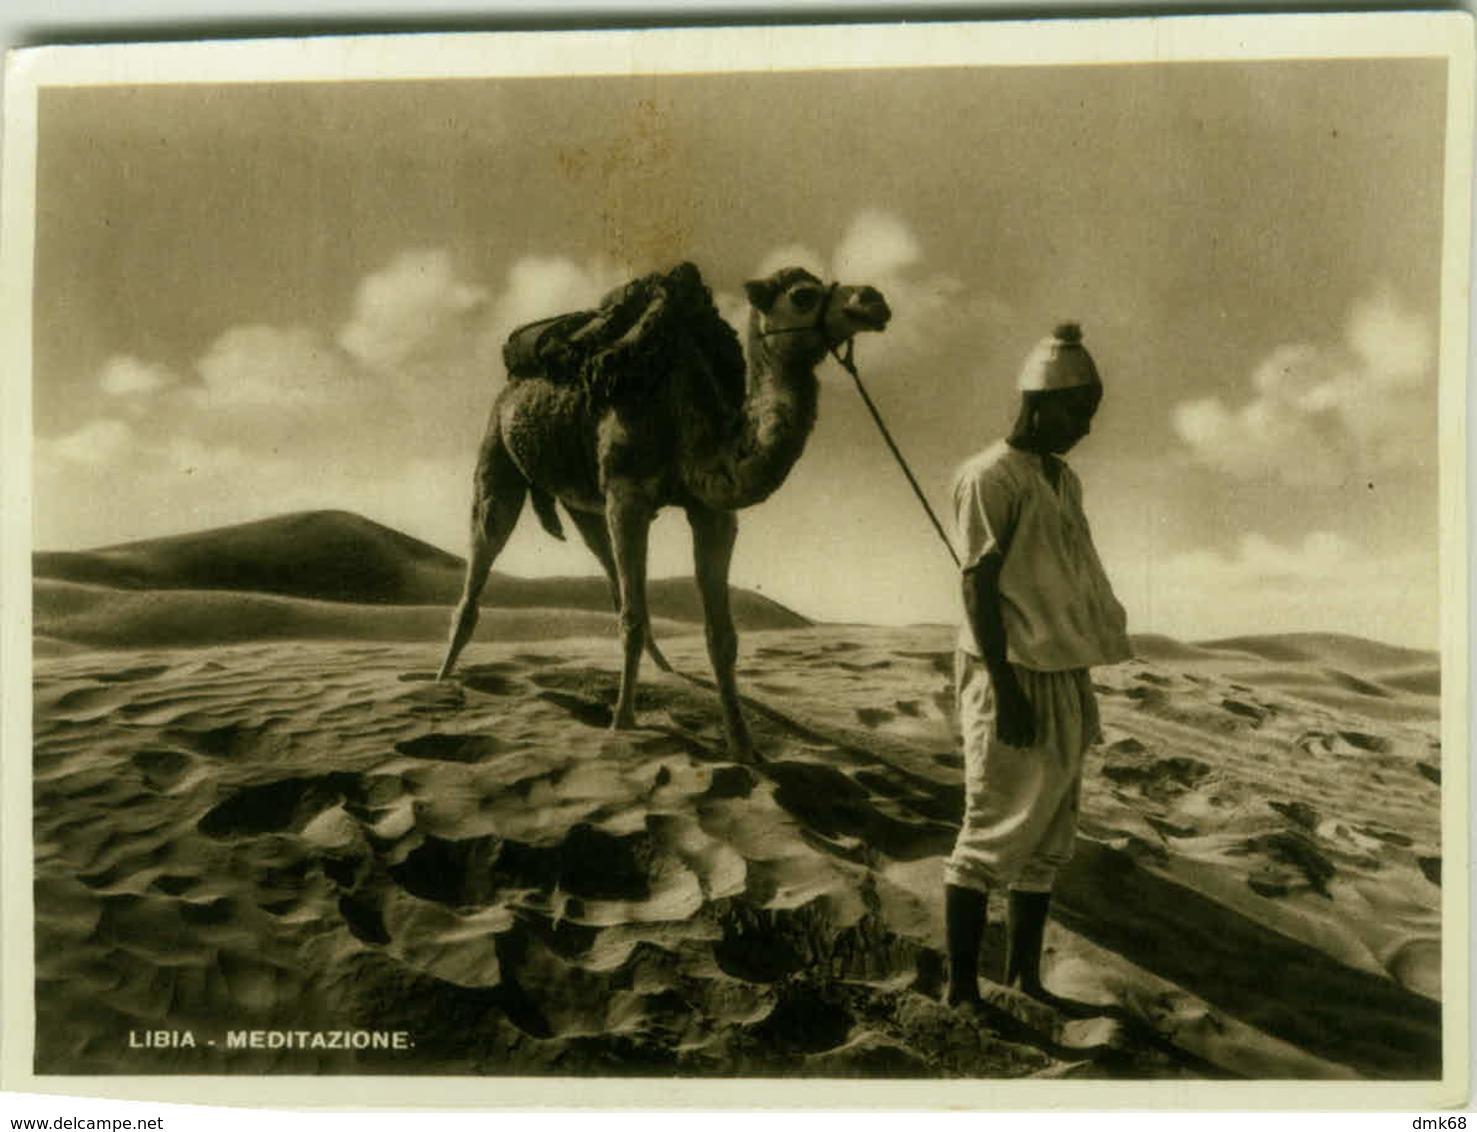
[29, 48, 1454, 647]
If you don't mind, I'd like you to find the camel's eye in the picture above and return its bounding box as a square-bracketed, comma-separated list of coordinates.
[789, 285, 821, 311]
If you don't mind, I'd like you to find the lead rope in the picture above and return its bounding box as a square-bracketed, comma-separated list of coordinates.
[832, 340, 961, 569]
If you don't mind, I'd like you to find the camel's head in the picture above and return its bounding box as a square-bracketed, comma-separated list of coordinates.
[745, 267, 891, 361]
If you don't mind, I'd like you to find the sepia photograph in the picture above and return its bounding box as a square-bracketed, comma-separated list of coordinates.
[2, 14, 1471, 1110]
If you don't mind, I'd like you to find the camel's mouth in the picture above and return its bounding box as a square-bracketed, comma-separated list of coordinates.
[844, 291, 892, 333]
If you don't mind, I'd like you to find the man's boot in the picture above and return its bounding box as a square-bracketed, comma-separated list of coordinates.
[944, 883, 989, 1006]
[1005, 889, 1051, 997]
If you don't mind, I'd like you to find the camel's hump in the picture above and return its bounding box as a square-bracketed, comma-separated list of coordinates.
[502, 262, 742, 405]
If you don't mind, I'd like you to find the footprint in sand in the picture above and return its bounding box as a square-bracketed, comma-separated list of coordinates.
[179, 723, 270, 760]
[458, 667, 527, 696]
[1101, 757, 1211, 802]
[1355, 824, 1413, 847]
[1220, 699, 1267, 724]
[198, 772, 361, 838]
[394, 733, 509, 763]
[667, 709, 712, 732]
[1337, 730, 1392, 754]
[87, 664, 172, 685]
[703, 765, 757, 800]
[980, 984, 1126, 1052]
[764, 759, 957, 861]
[390, 834, 507, 906]
[537, 689, 614, 729]
[1145, 816, 1198, 840]
[402, 668, 511, 696]
[338, 892, 390, 945]
[150, 874, 201, 897]
[632, 732, 715, 760]
[131, 748, 197, 792]
[395, 681, 467, 716]
[1267, 800, 1319, 831]
[1124, 685, 1168, 709]
[513, 652, 563, 667]
[1239, 831, 1336, 897]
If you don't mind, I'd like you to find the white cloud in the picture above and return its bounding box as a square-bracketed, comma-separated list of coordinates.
[832, 210, 923, 281]
[1346, 288, 1434, 388]
[491, 254, 630, 337]
[1173, 289, 1436, 487]
[749, 211, 1012, 377]
[756, 212, 922, 289]
[99, 356, 177, 397]
[38, 419, 260, 480]
[339, 249, 490, 373]
[38, 419, 136, 466]
[195, 324, 356, 409]
[1165, 530, 1353, 586]
[40, 249, 626, 551]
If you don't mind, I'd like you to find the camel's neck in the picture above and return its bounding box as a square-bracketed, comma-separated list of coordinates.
[686, 316, 822, 511]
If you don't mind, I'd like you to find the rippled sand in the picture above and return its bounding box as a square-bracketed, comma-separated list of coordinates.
[32, 626, 1442, 1079]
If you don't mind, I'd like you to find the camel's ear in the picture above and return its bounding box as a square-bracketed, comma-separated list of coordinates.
[744, 278, 778, 312]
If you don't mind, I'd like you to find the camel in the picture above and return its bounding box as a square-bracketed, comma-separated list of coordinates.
[437, 261, 890, 757]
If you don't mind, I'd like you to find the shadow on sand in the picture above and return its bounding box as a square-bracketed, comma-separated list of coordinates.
[735, 679, 1443, 1079]
[1051, 839, 1440, 1079]
[515, 667, 1443, 1079]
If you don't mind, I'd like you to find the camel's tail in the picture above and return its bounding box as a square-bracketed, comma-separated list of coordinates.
[529, 487, 566, 541]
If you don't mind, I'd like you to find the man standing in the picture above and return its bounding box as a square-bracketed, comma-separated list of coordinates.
[944, 323, 1131, 1009]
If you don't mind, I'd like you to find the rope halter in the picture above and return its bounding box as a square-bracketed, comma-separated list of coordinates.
[757, 279, 960, 569]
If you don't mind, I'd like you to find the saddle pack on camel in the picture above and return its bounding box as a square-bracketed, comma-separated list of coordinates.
[501, 261, 742, 406]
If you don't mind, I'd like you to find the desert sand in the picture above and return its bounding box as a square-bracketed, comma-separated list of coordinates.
[29, 516, 1444, 1080]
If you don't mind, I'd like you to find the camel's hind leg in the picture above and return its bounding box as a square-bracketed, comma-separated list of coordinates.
[566, 507, 672, 673]
[437, 435, 527, 680]
[606, 488, 656, 731]
[687, 504, 753, 758]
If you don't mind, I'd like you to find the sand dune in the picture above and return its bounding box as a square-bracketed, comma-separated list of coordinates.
[1198, 633, 1436, 672]
[33, 578, 699, 651]
[1375, 666, 1442, 698]
[34, 511, 464, 604]
[31, 624, 1442, 1080]
[33, 510, 809, 633]
[1125, 633, 1439, 727]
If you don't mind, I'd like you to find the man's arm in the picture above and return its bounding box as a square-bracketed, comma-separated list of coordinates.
[962, 552, 1036, 748]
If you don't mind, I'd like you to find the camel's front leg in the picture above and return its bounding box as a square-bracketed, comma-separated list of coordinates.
[568, 507, 673, 673]
[607, 489, 655, 731]
[687, 505, 753, 759]
[439, 433, 527, 680]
